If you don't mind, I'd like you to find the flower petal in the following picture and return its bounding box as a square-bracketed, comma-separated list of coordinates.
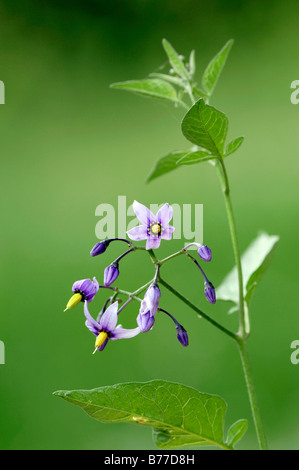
[84, 320, 99, 336]
[99, 301, 119, 331]
[161, 225, 175, 240]
[133, 200, 156, 227]
[127, 225, 148, 241]
[157, 203, 173, 226]
[84, 301, 100, 334]
[111, 326, 141, 340]
[146, 236, 161, 250]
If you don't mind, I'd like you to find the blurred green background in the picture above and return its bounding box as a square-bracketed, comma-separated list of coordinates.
[0, 0, 299, 450]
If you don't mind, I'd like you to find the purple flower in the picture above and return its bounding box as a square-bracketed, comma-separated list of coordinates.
[204, 280, 216, 304]
[137, 283, 161, 332]
[198, 245, 212, 262]
[104, 263, 119, 286]
[90, 240, 110, 257]
[64, 277, 99, 311]
[84, 301, 140, 353]
[127, 201, 175, 250]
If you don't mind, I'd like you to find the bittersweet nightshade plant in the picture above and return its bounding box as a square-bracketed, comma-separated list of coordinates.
[64, 277, 99, 311]
[84, 301, 140, 353]
[127, 200, 175, 249]
[55, 38, 279, 451]
[137, 282, 161, 332]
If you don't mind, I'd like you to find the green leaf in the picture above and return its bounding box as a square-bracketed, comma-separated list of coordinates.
[224, 136, 244, 157]
[149, 73, 184, 87]
[147, 149, 216, 183]
[216, 232, 279, 307]
[177, 150, 215, 166]
[162, 39, 189, 81]
[53, 380, 243, 450]
[110, 79, 178, 102]
[147, 150, 189, 183]
[226, 419, 248, 448]
[202, 39, 234, 95]
[181, 99, 228, 156]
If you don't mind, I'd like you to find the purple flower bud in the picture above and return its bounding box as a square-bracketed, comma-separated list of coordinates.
[90, 240, 110, 257]
[204, 280, 216, 304]
[145, 284, 161, 312]
[176, 324, 189, 347]
[198, 245, 212, 262]
[136, 283, 161, 332]
[104, 263, 119, 286]
[137, 310, 155, 332]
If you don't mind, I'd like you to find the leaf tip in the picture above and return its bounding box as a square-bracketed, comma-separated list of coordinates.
[52, 390, 66, 398]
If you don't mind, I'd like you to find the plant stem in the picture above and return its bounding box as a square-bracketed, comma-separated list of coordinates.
[216, 158, 267, 449]
[237, 338, 268, 450]
[159, 277, 237, 340]
[216, 160, 246, 337]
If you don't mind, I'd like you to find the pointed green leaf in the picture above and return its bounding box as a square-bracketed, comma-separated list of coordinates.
[54, 380, 244, 450]
[217, 232, 279, 307]
[147, 149, 217, 183]
[110, 79, 178, 102]
[193, 87, 210, 99]
[147, 150, 189, 183]
[162, 39, 189, 81]
[226, 419, 248, 448]
[202, 39, 234, 95]
[181, 99, 228, 156]
[149, 73, 184, 87]
[224, 136, 244, 157]
[177, 150, 216, 166]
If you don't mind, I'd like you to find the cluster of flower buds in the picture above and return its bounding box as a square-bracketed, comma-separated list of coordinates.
[63, 201, 216, 354]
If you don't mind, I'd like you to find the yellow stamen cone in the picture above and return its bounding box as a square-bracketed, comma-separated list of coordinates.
[64, 293, 82, 312]
[93, 331, 108, 354]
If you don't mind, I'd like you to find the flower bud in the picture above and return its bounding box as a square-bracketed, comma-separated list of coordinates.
[137, 310, 155, 333]
[104, 262, 119, 286]
[176, 324, 189, 347]
[145, 284, 161, 312]
[204, 280, 216, 304]
[198, 245, 212, 262]
[90, 240, 110, 257]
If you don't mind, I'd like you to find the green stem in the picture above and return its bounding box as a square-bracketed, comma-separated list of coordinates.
[216, 158, 267, 449]
[159, 249, 185, 266]
[237, 339, 268, 450]
[159, 277, 237, 341]
[216, 160, 246, 337]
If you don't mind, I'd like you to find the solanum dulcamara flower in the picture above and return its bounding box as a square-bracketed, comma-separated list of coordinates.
[84, 301, 140, 353]
[127, 201, 175, 250]
[137, 283, 161, 332]
[64, 277, 99, 312]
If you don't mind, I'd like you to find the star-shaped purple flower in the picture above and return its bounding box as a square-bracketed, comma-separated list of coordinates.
[84, 301, 140, 353]
[127, 201, 175, 250]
